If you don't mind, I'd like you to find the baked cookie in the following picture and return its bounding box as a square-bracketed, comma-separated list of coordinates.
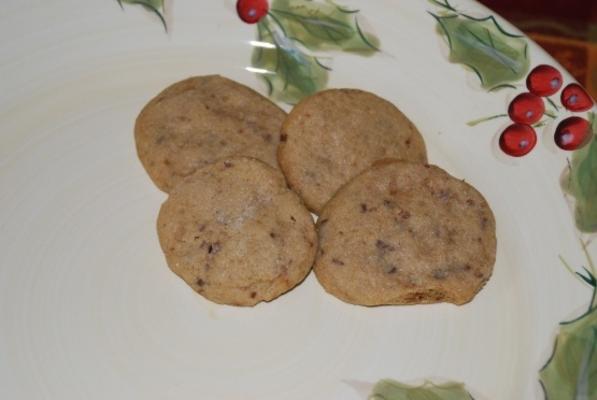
[314, 160, 496, 306]
[278, 89, 427, 214]
[157, 157, 317, 306]
[135, 75, 286, 192]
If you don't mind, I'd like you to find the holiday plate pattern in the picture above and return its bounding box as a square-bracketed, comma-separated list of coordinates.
[0, 1, 595, 399]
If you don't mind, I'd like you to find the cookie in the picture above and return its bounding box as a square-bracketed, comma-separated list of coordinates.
[314, 160, 496, 306]
[157, 157, 317, 306]
[135, 75, 286, 192]
[277, 89, 427, 214]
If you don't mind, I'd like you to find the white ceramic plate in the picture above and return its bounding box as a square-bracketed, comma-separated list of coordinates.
[1, 1, 595, 399]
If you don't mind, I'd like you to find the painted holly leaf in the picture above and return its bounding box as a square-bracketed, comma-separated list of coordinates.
[430, 12, 530, 90]
[268, 0, 379, 55]
[562, 112, 597, 233]
[368, 379, 474, 400]
[539, 269, 597, 399]
[119, 0, 166, 31]
[252, 17, 329, 104]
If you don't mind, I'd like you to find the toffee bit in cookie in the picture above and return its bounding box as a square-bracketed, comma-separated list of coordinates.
[280, 133, 288, 142]
[270, 232, 277, 239]
[224, 161, 233, 168]
[250, 291, 257, 299]
[386, 266, 398, 274]
[290, 215, 296, 222]
[175, 116, 191, 123]
[331, 258, 345, 266]
[383, 199, 395, 208]
[398, 210, 411, 220]
[360, 203, 368, 213]
[197, 278, 205, 287]
[407, 292, 425, 302]
[438, 189, 451, 201]
[466, 199, 475, 206]
[208, 242, 221, 254]
[376, 239, 396, 252]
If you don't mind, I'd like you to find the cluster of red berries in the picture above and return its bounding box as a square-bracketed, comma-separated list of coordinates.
[237, 0, 269, 24]
[500, 64, 594, 157]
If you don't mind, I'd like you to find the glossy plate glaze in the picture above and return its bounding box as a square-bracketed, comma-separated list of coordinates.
[0, 1, 595, 399]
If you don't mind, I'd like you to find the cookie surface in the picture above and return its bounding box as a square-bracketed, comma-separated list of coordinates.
[157, 157, 317, 306]
[135, 75, 286, 192]
[314, 160, 496, 306]
[278, 89, 427, 214]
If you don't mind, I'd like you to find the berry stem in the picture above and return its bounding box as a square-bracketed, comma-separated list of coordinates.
[467, 113, 508, 127]
[581, 240, 596, 280]
[546, 97, 559, 111]
[533, 120, 548, 128]
[545, 111, 557, 119]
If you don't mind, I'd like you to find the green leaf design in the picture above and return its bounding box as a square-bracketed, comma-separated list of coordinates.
[562, 112, 597, 233]
[250, 0, 380, 103]
[252, 16, 329, 104]
[268, 0, 379, 54]
[120, 0, 166, 31]
[540, 268, 597, 399]
[368, 379, 474, 400]
[430, 12, 530, 90]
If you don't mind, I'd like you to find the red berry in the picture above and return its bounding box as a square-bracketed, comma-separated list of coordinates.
[554, 116, 591, 151]
[508, 92, 545, 125]
[499, 123, 537, 157]
[526, 64, 563, 97]
[561, 83, 594, 112]
[236, 0, 269, 24]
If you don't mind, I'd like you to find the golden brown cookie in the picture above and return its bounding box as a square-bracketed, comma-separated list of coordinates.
[135, 75, 286, 192]
[314, 160, 496, 306]
[157, 157, 317, 306]
[277, 89, 427, 214]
